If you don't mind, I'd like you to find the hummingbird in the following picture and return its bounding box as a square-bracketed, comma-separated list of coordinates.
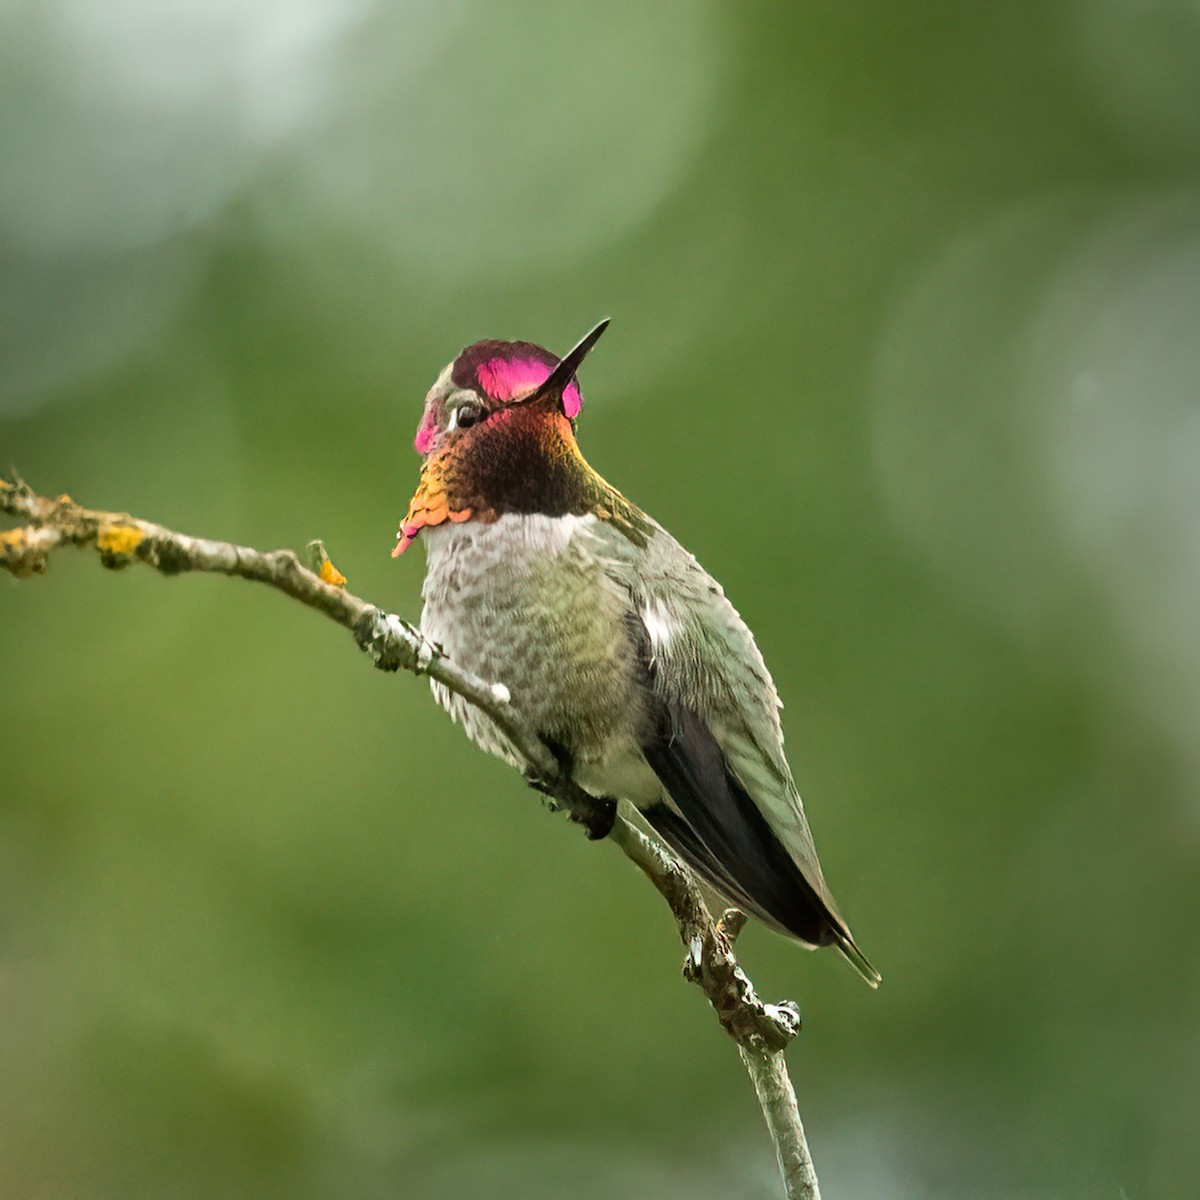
[393, 320, 880, 987]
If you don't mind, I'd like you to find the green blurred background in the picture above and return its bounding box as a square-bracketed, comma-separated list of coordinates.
[3, 2, 1199, 1196]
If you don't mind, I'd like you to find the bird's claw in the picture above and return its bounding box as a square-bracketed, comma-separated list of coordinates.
[523, 769, 563, 813]
[579, 796, 616, 841]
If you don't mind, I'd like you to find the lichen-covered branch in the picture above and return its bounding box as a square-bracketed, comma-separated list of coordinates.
[1, 474, 820, 1200]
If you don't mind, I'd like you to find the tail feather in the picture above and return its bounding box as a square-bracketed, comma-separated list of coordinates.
[833, 930, 882, 988]
[647, 792, 883, 989]
[639, 701, 882, 987]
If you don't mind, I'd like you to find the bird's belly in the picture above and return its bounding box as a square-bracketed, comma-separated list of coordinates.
[418, 515, 659, 803]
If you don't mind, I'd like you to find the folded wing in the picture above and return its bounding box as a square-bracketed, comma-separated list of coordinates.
[602, 524, 879, 986]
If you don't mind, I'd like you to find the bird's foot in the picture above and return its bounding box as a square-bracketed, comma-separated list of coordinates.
[529, 736, 615, 839]
[577, 796, 616, 841]
[523, 768, 563, 814]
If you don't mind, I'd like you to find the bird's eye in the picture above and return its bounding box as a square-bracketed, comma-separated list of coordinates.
[455, 402, 484, 430]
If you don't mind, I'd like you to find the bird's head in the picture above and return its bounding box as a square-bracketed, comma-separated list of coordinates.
[393, 320, 625, 556]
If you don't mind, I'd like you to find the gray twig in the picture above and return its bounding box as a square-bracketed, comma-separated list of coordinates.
[2, 475, 820, 1200]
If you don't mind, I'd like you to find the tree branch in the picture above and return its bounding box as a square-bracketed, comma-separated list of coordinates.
[1, 474, 821, 1200]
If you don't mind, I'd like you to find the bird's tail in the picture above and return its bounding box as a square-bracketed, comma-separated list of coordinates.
[637, 698, 882, 988]
[832, 930, 882, 988]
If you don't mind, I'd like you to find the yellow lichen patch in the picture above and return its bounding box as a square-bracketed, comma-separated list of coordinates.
[97, 523, 145, 557]
[319, 558, 347, 588]
[0, 527, 47, 578]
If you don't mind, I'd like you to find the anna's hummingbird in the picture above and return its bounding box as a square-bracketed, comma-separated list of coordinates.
[393, 321, 880, 987]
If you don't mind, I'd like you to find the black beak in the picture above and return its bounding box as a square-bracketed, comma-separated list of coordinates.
[528, 318, 611, 412]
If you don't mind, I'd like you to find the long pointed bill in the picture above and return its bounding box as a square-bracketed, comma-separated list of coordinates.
[519, 317, 610, 414]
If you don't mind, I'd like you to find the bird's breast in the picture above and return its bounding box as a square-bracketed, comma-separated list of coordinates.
[417, 513, 652, 786]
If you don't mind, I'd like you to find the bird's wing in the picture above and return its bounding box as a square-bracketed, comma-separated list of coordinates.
[594, 520, 878, 983]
